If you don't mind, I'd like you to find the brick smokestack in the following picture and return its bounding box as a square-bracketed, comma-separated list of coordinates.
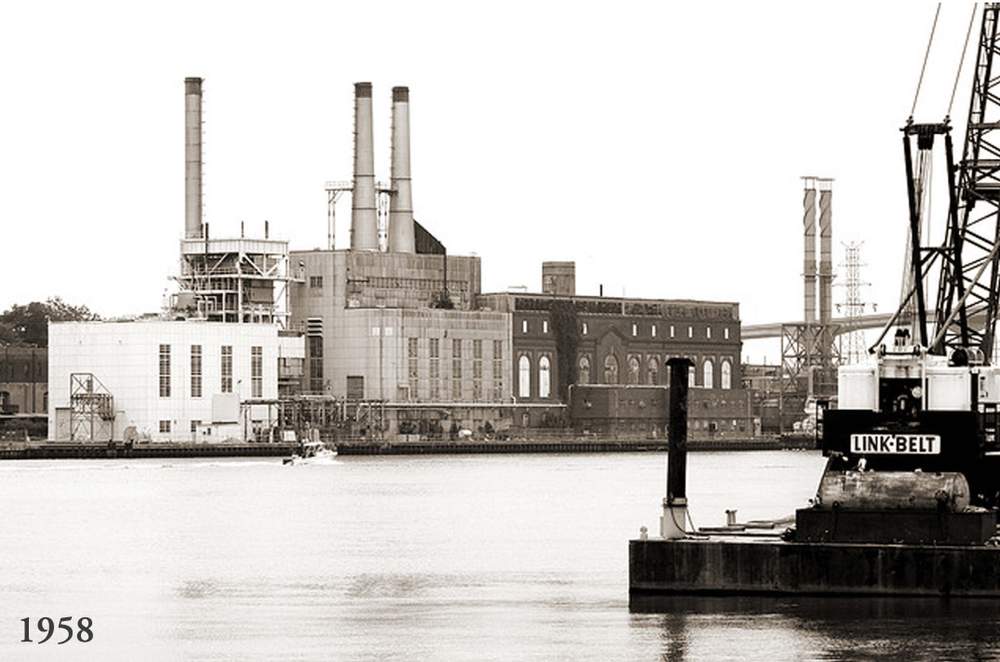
[388, 86, 415, 253]
[351, 82, 378, 250]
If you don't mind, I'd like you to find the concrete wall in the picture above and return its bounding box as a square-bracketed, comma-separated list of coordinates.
[290, 250, 510, 402]
[48, 321, 289, 442]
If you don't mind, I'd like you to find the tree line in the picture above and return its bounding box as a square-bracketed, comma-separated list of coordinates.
[0, 298, 100, 347]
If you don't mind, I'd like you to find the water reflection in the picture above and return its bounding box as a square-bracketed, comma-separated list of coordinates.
[630, 595, 1000, 661]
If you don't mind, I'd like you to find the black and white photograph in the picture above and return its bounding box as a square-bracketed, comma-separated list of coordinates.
[4, 1, 1000, 659]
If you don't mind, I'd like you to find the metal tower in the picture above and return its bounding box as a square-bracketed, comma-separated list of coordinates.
[838, 241, 873, 364]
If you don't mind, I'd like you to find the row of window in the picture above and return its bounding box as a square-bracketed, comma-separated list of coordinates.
[158, 344, 262, 399]
[515, 353, 735, 399]
[519, 319, 732, 341]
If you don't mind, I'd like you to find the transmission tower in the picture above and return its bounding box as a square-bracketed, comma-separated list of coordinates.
[838, 241, 873, 364]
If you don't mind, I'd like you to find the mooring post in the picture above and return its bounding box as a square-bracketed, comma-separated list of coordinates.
[662, 357, 693, 539]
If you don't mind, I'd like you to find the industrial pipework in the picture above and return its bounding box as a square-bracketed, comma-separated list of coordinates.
[184, 77, 203, 239]
[351, 82, 379, 251]
[388, 86, 415, 253]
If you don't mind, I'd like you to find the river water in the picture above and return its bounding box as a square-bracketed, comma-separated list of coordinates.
[1, 450, 998, 661]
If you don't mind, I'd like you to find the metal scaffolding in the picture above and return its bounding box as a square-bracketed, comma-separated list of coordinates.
[69, 373, 115, 442]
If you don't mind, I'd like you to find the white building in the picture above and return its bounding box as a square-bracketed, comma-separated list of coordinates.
[48, 321, 304, 442]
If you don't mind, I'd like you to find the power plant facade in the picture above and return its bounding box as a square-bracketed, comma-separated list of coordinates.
[39, 77, 751, 443]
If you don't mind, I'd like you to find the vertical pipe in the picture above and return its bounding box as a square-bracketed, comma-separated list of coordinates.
[903, 133, 929, 347]
[184, 77, 203, 239]
[389, 86, 415, 253]
[666, 357, 693, 503]
[351, 82, 378, 251]
[802, 178, 817, 325]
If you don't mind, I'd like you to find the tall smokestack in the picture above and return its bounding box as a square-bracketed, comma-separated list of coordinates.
[818, 178, 833, 328]
[184, 77, 203, 239]
[351, 82, 378, 251]
[802, 177, 817, 324]
[388, 86, 415, 253]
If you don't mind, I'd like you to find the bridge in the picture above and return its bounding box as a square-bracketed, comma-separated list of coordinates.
[742, 313, 895, 340]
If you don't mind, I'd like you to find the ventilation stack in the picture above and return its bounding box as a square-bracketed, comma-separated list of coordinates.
[388, 86, 415, 253]
[802, 177, 818, 325]
[184, 77, 203, 239]
[818, 178, 834, 329]
[818, 178, 834, 366]
[351, 82, 378, 251]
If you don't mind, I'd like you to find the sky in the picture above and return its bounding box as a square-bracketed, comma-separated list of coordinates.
[0, 1, 981, 361]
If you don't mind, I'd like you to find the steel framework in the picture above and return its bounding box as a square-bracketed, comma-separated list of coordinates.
[838, 241, 873, 364]
[895, 5, 1000, 359]
[69, 373, 114, 442]
[324, 180, 395, 251]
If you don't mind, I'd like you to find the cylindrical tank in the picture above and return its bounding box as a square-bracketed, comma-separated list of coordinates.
[816, 471, 970, 512]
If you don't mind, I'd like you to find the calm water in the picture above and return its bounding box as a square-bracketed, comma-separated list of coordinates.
[1, 451, 998, 661]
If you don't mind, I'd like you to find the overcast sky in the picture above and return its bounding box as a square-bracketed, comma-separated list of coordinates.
[0, 1, 978, 360]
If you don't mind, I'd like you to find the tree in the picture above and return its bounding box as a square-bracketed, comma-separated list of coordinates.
[0, 297, 100, 346]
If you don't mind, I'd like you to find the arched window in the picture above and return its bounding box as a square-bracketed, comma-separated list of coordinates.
[604, 354, 619, 384]
[627, 355, 640, 384]
[578, 355, 591, 385]
[518, 355, 531, 398]
[688, 365, 696, 388]
[647, 357, 659, 385]
[539, 356, 551, 398]
[721, 359, 732, 390]
[703, 359, 714, 389]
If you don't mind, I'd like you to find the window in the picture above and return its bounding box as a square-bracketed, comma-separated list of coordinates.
[724, 327, 730, 340]
[721, 359, 732, 390]
[652, 324, 657, 338]
[538, 356, 551, 399]
[632, 323, 638, 337]
[221, 346, 233, 393]
[473, 339, 483, 401]
[542, 320, 549, 334]
[578, 355, 591, 385]
[159, 344, 171, 398]
[190, 420, 201, 433]
[251, 346, 263, 398]
[159, 420, 171, 433]
[707, 326, 712, 339]
[309, 275, 323, 288]
[493, 340, 503, 401]
[703, 359, 714, 389]
[522, 319, 528, 334]
[647, 356, 659, 385]
[518, 355, 531, 397]
[688, 365, 696, 387]
[190, 345, 202, 398]
[429, 338, 441, 401]
[452, 339, 463, 401]
[670, 325, 675, 338]
[308, 336, 324, 393]
[627, 355, 640, 384]
[688, 326, 693, 339]
[582, 322, 588, 335]
[408, 338, 419, 401]
[604, 354, 619, 385]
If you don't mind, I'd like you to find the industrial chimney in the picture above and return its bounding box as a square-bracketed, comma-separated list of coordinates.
[351, 82, 378, 251]
[388, 86, 415, 253]
[184, 77, 203, 239]
[802, 177, 817, 325]
[818, 178, 834, 329]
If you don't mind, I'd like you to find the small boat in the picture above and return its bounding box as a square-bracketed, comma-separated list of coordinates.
[282, 441, 338, 465]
